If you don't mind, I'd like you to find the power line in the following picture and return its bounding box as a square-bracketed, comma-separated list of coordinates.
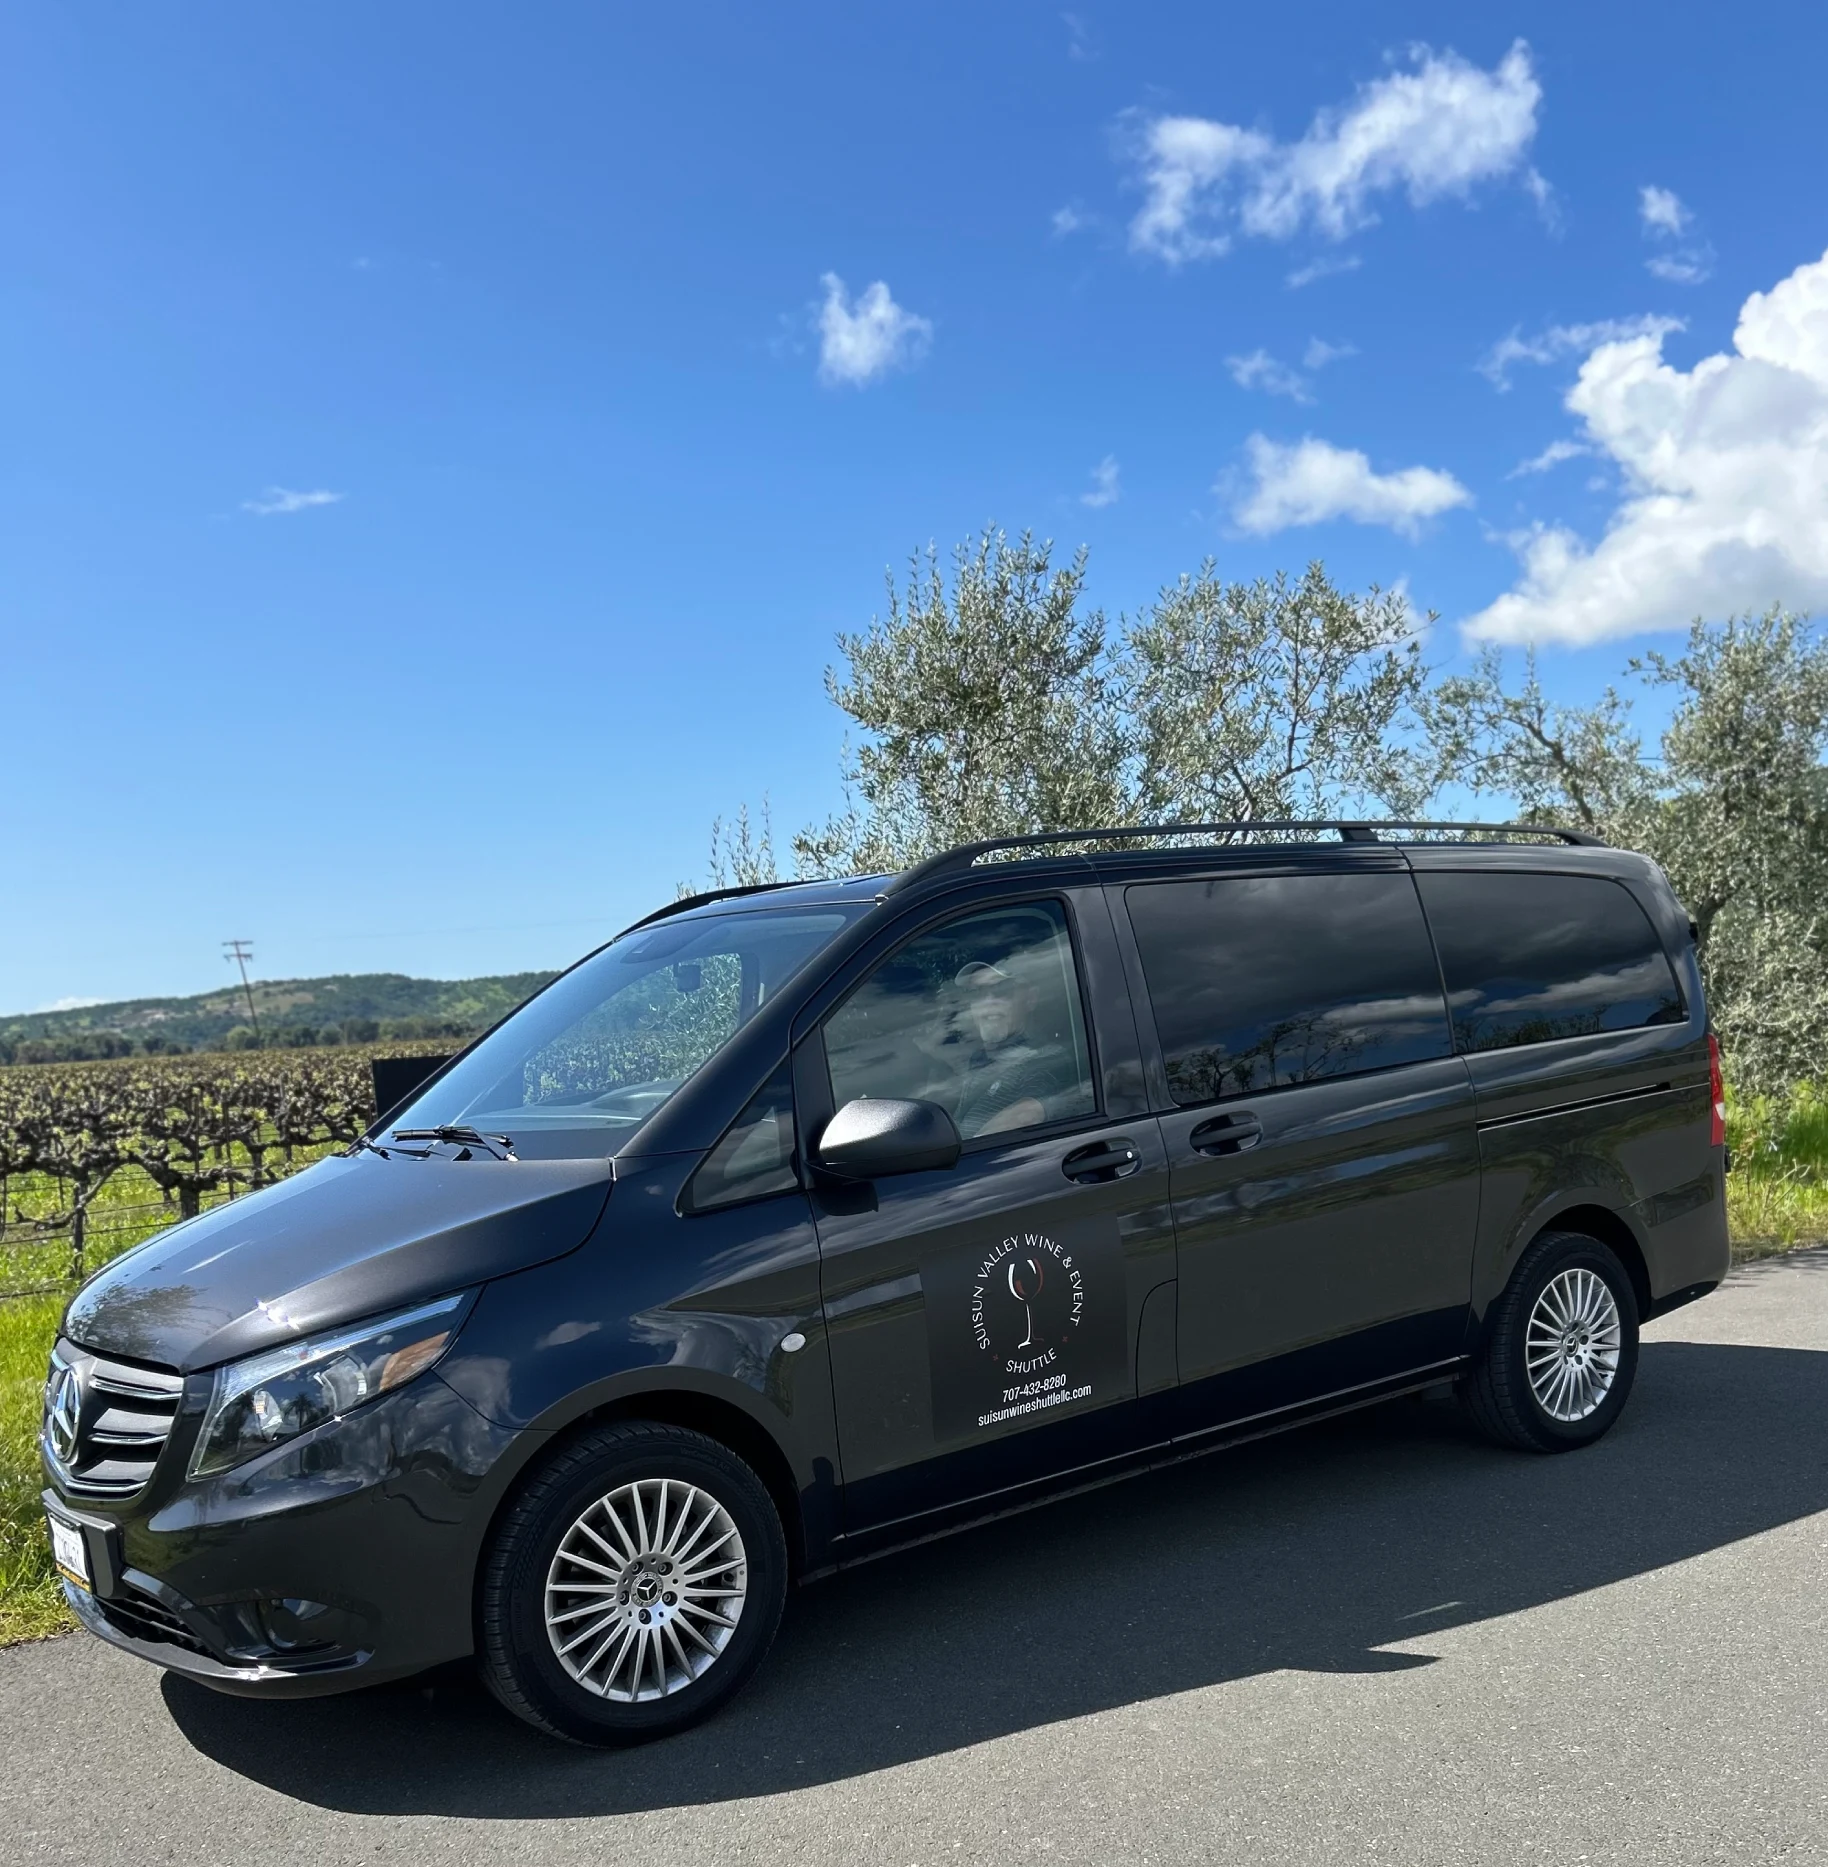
[223, 939, 259, 1037]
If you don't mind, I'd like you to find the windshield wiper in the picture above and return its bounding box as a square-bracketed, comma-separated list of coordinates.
[346, 1134, 393, 1159]
[390, 1125, 517, 1161]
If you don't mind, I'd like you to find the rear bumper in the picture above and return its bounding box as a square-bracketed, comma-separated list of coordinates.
[1638, 1153, 1732, 1302]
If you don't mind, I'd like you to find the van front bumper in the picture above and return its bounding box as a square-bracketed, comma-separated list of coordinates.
[43, 1372, 532, 1698]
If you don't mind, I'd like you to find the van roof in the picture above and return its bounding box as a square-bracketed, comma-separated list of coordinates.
[632, 820, 1628, 935]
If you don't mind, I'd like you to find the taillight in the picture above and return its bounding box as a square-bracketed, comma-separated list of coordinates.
[1707, 1032, 1726, 1148]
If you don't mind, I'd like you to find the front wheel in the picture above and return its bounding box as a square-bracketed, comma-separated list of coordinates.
[478, 1421, 788, 1745]
[1460, 1229, 1640, 1453]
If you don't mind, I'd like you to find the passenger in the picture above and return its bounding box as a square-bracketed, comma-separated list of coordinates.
[951, 957, 1072, 1136]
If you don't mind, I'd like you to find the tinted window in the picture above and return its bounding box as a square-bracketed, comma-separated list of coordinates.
[824, 901, 1097, 1141]
[683, 1060, 799, 1212]
[1127, 873, 1452, 1106]
[1417, 872, 1684, 1052]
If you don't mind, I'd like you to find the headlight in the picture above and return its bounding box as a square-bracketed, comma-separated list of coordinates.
[190, 1292, 473, 1479]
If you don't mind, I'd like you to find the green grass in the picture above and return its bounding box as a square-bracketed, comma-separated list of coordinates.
[4, 1094, 1828, 1648]
[0, 1152, 340, 1647]
[1725, 1082, 1828, 1258]
[0, 1292, 71, 1642]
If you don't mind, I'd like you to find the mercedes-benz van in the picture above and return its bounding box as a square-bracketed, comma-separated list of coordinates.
[42, 823, 1729, 1744]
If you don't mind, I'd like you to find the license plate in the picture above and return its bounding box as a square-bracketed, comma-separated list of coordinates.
[47, 1514, 90, 1590]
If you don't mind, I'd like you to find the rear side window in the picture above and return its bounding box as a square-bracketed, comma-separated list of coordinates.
[1416, 872, 1684, 1053]
[1126, 873, 1453, 1106]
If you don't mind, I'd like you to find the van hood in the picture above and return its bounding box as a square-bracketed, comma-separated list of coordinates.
[64, 1152, 616, 1374]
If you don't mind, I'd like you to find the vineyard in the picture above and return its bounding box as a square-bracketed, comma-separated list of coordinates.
[0, 1041, 456, 1301]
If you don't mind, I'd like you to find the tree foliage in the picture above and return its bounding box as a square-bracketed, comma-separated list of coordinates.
[773, 532, 1430, 877]
[795, 529, 1128, 874]
[1428, 608, 1828, 1096]
[1125, 563, 1430, 822]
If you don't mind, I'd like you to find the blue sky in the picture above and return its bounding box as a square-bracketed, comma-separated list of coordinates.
[6, 2, 1827, 1012]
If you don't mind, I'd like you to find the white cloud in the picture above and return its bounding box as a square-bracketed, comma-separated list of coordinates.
[1228, 348, 1312, 402]
[1231, 435, 1472, 538]
[1127, 41, 1541, 265]
[1062, 12, 1097, 61]
[1080, 456, 1121, 508]
[1287, 252, 1362, 289]
[1648, 251, 1713, 286]
[1051, 205, 1085, 236]
[1227, 340, 1353, 405]
[1478, 314, 1684, 390]
[1639, 185, 1691, 236]
[1465, 246, 1828, 644]
[1303, 337, 1356, 370]
[1639, 183, 1713, 286]
[32, 996, 105, 1013]
[816, 274, 932, 387]
[1522, 166, 1560, 231]
[242, 487, 343, 516]
[1509, 437, 1591, 477]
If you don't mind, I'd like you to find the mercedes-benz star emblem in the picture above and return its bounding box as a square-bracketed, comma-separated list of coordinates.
[46, 1364, 81, 1468]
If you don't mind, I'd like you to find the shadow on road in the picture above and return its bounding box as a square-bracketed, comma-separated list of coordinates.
[163, 1336, 1828, 1816]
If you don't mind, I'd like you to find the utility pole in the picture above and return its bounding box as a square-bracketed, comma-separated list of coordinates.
[223, 939, 260, 1039]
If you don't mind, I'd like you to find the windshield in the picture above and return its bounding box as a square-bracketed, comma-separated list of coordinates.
[383, 906, 858, 1159]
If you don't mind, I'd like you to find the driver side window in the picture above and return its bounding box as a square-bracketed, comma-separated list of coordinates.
[824, 900, 1097, 1142]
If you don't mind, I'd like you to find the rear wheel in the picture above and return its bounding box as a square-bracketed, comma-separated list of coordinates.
[478, 1421, 788, 1745]
[1460, 1229, 1640, 1453]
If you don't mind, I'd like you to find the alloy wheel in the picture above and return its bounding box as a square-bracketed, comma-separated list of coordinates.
[1525, 1266, 1623, 1423]
[544, 1478, 747, 1701]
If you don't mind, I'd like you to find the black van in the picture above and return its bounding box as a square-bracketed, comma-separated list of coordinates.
[41, 823, 1729, 1744]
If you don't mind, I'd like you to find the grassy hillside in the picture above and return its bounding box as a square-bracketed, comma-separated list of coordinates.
[0, 970, 559, 1063]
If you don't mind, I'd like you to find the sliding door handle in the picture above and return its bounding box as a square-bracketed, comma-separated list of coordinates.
[1062, 1139, 1141, 1183]
[1190, 1112, 1263, 1156]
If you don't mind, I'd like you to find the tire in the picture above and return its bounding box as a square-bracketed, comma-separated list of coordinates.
[478, 1421, 788, 1745]
[1459, 1229, 1640, 1454]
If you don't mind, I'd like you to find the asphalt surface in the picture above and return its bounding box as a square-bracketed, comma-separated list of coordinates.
[5, 1252, 1828, 1867]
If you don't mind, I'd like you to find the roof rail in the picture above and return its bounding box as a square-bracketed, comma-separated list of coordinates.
[619, 879, 804, 937]
[882, 819, 1604, 896]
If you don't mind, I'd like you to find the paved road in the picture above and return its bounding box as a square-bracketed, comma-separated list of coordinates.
[6, 1253, 1828, 1867]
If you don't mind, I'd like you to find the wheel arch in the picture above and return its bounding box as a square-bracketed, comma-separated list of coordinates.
[1525, 1202, 1653, 1321]
[472, 1380, 812, 1597]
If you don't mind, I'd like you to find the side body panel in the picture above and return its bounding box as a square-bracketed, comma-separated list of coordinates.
[797, 883, 1179, 1550]
[1406, 848, 1729, 1318]
[1102, 863, 1481, 1435]
[809, 1119, 1175, 1540]
[1155, 1063, 1481, 1428]
[435, 1154, 844, 1567]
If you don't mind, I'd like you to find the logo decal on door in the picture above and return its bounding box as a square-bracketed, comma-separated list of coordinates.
[970, 1233, 1091, 1426]
[926, 1221, 1128, 1441]
[971, 1232, 1082, 1370]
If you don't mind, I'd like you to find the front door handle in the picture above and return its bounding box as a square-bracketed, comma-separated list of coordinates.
[1062, 1139, 1141, 1184]
[1190, 1112, 1263, 1156]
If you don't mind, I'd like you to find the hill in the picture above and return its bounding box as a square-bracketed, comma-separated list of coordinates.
[0, 970, 560, 1064]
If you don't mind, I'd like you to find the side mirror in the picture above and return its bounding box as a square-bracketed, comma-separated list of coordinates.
[816, 1097, 961, 1180]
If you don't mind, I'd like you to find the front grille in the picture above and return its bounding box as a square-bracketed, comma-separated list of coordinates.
[95, 1585, 213, 1658]
[45, 1341, 184, 1498]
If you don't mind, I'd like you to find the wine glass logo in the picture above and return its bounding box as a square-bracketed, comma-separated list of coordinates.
[1007, 1254, 1046, 1350]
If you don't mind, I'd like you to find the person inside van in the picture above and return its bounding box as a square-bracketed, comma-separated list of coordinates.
[951, 958, 1074, 1136]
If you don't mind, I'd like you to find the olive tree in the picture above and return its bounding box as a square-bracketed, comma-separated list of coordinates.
[792, 529, 1129, 875]
[1425, 608, 1828, 1097]
[1124, 562, 1432, 825]
[766, 538, 1433, 879]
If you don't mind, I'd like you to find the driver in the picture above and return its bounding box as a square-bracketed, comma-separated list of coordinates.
[951, 959, 1072, 1137]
